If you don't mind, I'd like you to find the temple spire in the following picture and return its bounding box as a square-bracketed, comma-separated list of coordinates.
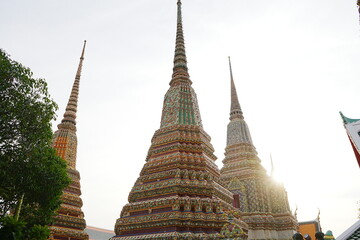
[170, 0, 191, 86]
[270, 154, 275, 177]
[60, 40, 86, 127]
[229, 56, 243, 120]
[221, 58, 297, 238]
[357, 1, 360, 25]
[112, 1, 249, 238]
[50, 40, 88, 239]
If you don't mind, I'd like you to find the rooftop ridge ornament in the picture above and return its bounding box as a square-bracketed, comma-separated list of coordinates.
[60, 40, 86, 127]
[229, 56, 244, 120]
[340, 111, 360, 124]
[339, 111, 360, 167]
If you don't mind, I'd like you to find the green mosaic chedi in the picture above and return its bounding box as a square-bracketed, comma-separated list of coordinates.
[111, 1, 248, 239]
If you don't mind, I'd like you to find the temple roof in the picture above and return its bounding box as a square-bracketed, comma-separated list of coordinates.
[85, 226, 114, 240]
[337, 220, 360, 240]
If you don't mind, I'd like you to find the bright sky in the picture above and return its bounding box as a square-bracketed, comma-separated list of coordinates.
[1, 0, 359, 237]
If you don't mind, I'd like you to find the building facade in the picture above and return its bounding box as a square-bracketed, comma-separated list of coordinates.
[298, 220, 321, 240]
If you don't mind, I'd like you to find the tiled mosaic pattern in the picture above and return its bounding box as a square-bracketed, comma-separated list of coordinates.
[49, 41, 89, 240]
[112, 1, 248, 239]
[221, 59, 297, 240]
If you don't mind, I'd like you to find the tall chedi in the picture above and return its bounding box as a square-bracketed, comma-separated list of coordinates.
[220, 57, 297, 240]
[112, 1, 248, 239]
[49, 41, 89, 240]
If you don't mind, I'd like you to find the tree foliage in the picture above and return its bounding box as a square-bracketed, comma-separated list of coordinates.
[0, 216, 50, 240]
[0, 49, 70, 239]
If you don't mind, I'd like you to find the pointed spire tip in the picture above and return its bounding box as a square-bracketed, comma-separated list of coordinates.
[229, 57, 243, 120]
[270, 154, 275, 177]
[60, 42, 86, 127]
[170, 0, 190, 85]
[80, 40, 86, 60]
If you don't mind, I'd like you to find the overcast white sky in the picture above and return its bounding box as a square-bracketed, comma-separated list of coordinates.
[1, 0, 359, 237]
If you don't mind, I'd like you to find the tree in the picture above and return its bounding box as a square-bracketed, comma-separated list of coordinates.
[0, 49, 70, 239]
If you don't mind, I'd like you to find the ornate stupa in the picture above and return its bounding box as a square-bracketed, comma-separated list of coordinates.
[112, 1, 248, 239]
[49, 41, 89, 240]
[220, 57, 297, 240]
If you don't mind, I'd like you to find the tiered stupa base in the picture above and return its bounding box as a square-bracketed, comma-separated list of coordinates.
[241, 213, 296, 240]
[49, 170, 88, 240]
[112, 125, 249, 239]
[49, 227, 89, 240]
[112, 232, 220, 240]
